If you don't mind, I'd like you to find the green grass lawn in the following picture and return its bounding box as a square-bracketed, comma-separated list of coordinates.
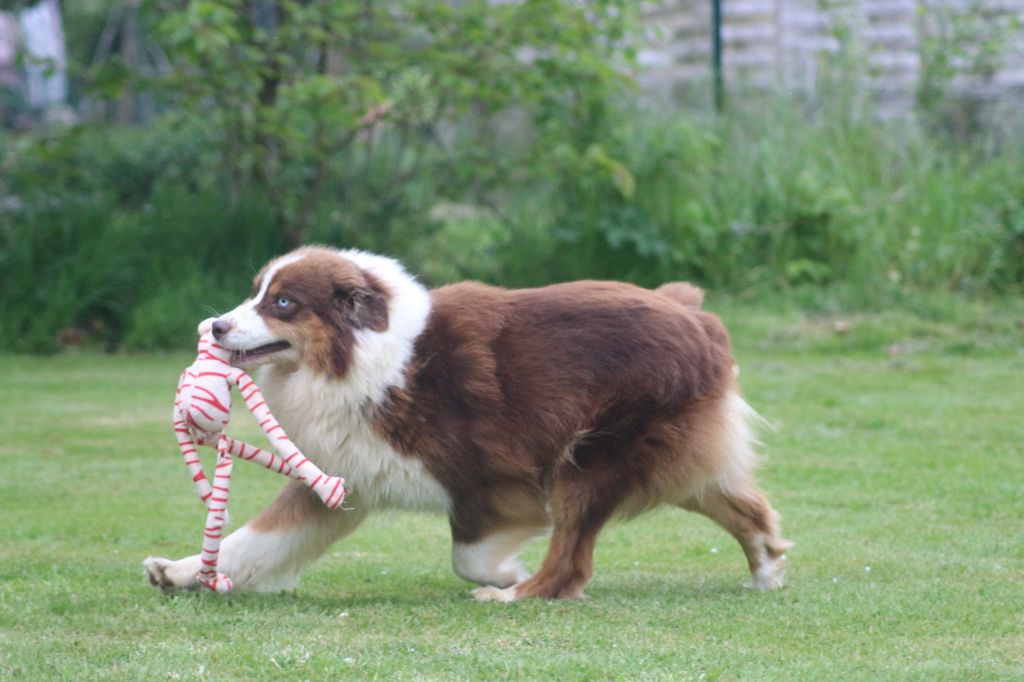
[1, 307, 1022, 680]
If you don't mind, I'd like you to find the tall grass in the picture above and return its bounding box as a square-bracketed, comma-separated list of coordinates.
[488, 96, 1024, 296]
[0, 184, 287, 352]
[2, 93, 1023, 352]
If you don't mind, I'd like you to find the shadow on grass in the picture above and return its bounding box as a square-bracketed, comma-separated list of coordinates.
[137, 571, 763, 615]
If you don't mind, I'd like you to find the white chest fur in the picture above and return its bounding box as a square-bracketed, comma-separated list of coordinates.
[253, 250, 449, 513]
[258, 365, 450, 513]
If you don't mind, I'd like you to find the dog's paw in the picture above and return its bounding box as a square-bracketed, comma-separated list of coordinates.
[750, 560, 786, 591]
[143, 556, 199, 593]
[472, 585, 518, 603]
[143, 556, 176, 592]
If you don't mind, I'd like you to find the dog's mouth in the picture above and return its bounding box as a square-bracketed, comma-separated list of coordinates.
[230, 341, 292, 366]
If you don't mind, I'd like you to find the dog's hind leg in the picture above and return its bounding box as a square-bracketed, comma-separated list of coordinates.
[680, 483, 792, 590]
[674, 391, 792, 589]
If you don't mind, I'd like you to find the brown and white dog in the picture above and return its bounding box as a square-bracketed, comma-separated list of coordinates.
[144, 246, 792, 601]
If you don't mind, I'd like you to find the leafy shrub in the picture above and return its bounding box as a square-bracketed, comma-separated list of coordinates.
[124, 274, 229, 351]
[153, 0, 636, 246]
[3, 120, 210, 206]
[0, 170, 288, 352]
[5, 93, 1024, 354]
[5, 0, 1024, 354]
[523, 95, 1024, 298]
[0, 196, 134, 353]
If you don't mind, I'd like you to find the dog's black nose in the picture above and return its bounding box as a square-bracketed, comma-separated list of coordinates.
[211, 319, 233, 340]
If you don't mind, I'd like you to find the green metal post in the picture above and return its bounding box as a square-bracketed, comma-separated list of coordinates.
[712, 0, 724, 111]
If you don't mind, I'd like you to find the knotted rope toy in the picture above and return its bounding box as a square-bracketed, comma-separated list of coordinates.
[173, 319, 347, 592]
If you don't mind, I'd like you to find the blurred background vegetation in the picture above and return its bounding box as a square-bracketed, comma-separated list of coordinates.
[1, 0, 1023, 353]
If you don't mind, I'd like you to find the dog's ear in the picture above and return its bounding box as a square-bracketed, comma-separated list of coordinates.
[335, 280, 388, 332]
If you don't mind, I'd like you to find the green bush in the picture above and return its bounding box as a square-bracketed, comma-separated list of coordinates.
[124, 275, 228, 351]
[0, 196, 134, 353]
[4, 0, 1024, 353]
[486, 95, 1024, 297]
[3, 120, 210, 205]
[0, 173, 289, 352]
[152, 0, 635, 246]
[4, 94, 1024, 353]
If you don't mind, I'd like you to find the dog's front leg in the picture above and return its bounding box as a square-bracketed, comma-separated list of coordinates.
[145, 482, 366, 593]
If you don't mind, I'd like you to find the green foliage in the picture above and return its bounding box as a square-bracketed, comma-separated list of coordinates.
[917, 0, 1021, 134]
[0, 173, 287, 352]
[4, 2, 1024, 352]
[0, 196, 132, 353]
[61, 0, 116, 106]
[3, 120, 208, 204]
[151, 0, 635, 244]
[5, 91, 1024, 352]
[480, 96, 1024, 298]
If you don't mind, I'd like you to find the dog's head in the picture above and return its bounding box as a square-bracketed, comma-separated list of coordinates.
[213, 247, 393, 377]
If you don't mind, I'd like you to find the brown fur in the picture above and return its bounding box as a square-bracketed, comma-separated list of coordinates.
[370, 278, 787, 599]
[255, 249, 390, 376]
[249, 483, 342, 532]
[656, 281, 705, 308]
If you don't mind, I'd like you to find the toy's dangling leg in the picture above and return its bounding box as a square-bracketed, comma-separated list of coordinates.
[223, 434, 346, 510]
[222, 436, 296, 478]
[173, 378, 213, 507]
[235, 374, 347, 510]
[196, 436, 234, 593]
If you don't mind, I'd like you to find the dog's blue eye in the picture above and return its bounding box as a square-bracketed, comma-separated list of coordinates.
[276, 297, 292, 307]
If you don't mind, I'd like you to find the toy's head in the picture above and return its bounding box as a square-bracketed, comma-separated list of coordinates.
[197, 317, 233, 363]
[178, 317, 235, 439]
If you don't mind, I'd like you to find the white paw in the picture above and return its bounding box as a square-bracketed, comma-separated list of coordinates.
[478, 563, 530, 589]
[750, 563, 786, 590]
[472, 585, 518, 603]
[502, 561, 531, 586]
[143, 556, 200, 593]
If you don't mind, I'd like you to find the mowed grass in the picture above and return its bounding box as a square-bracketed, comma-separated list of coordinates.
[1, 307, 1022, 681]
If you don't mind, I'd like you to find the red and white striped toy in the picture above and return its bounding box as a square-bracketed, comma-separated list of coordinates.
[173, 318, 347, 592]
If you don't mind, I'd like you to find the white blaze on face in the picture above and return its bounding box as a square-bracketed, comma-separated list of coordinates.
[219, 253, 305, 351]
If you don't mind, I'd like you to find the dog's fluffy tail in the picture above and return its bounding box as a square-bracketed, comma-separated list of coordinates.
[656, 282, 705, 309]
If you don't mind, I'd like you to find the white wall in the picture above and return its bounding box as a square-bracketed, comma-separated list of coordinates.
[15, 0, 67, 109]
[639, 0, 1024, 114]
